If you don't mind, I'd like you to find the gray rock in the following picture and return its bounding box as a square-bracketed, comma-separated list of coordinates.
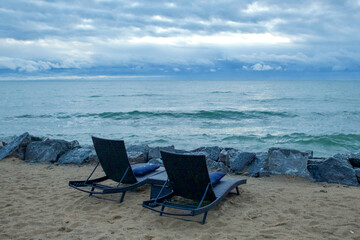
[354, 168, 360, 183]
[149, 145, 175, 160]
[128, 151, 147, 164]
[311, 157, 358, 186]
[127, 144, 149, 154]
[58, 147, 94, 165]
[219, 148, 239, 167]
[191, 146, 222, 162]
[127, 144, 150, 163]
[349, 153, 360, 168]
[265, 147, 312, 179]
[0, 132, 31, 161]
[307, 158, 327, 181]
[25, 139, 75, 163]
[230, 152, 256, 173]
[247, 152, 267, 177]
[148, 158, 164, 167]
[206, 159, 228, 172]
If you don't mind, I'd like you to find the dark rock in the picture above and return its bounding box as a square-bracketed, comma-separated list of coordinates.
[265, 147, 312, 179]
[219, 148, 239, 167]
[247, 152, 267, 177]
[190, 146, 222, 162]
[0, 132, 31, 160]
[128, 151, 147, 164]
[149, 145, 175, 160]
[127, 144, 149, 154]
[311, 157, 358, 186]
[127, 144, 150, 163]
[58, 147, 94, 165]
[148, 158, 164, 167]
[230, 152, 256, 173]
[25, 139, 75, 163]
[354, 168, 360, 183]
[349, 153, 360, 168]
[307, 158, 327, 181]
[30, 135, 45, 142]
[206, 159, 228, 172]
[333, 152, 360, 168]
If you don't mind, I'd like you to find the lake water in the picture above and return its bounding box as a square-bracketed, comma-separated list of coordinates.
[0, 79, 359, 157]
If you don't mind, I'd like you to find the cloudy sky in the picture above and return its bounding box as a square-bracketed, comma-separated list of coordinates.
[0, 0, 360, 80]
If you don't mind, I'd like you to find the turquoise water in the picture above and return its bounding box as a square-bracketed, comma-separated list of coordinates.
[0, 80, 359, 157]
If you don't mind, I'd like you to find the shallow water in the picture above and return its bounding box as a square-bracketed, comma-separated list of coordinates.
[0, 79, 359, 157]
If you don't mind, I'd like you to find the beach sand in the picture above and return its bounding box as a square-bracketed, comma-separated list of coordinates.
[1, 157, 359, 240]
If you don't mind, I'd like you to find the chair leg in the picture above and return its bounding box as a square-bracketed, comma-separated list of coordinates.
[201, 212, 208, 225]
[160, 205, 165, 216]
[119, 191, 126, 203]
[236, 186, 240, 195]
[89, 186, 95, 196]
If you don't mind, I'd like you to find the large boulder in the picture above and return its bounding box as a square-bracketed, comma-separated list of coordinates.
[247, 152, 267, 177]
[0, 132, 31, 160]
[58, 147, 95, 165]
[264, 147, 313, 179]
[207, 160, 228, 172]
[190, 146, 222, 162]
[354, 168, 360, 183]
[219, 148, 238, 167]
[25, 139, 77, 163]
[334, 153, 360, 168]
[148, 158, 164, 167]
[230, 152, 256, 173]
[310, 157, 358, 186]
[149, 145, 176, 160]
[126, 144, 150, 164]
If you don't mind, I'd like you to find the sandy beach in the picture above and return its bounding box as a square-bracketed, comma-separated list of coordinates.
[1, 157, 359, 240]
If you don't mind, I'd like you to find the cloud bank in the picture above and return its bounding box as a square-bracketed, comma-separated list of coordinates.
[0, 0, 359, 78]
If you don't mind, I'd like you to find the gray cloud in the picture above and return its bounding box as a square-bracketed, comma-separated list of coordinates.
[0, 0, 359, 75]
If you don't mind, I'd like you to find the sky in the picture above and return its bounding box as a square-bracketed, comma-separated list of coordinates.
[0, 0, 360, 80]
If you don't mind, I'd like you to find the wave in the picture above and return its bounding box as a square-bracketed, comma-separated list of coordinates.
[222, 133, 360, 150]
[13, 110, 297, 120]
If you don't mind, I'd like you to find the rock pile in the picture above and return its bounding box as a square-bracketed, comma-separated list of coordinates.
[0, 132, 359, 186]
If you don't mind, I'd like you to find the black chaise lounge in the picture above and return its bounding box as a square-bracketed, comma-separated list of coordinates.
[69, 136, 163, 203]
[142, 151, 247, 224]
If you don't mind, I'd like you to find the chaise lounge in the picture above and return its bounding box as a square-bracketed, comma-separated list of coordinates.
[69, 136, 164, 203]
[143, 151, 247, 224]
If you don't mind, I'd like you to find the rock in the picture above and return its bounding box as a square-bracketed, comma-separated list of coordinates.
[25, 139, 75, 163]
[307, 158, 327, 181]
[0, 132, 31, 161]
[206, 159, 228, 172]
[349, 153, 360, 168]
[230, 152, 256, 173]
[58, 147, 94, 165]
[219, 149, 239, 167]
[127, 144, 150, 164]
[247, 152, 267, 177]
[264, 147, 312, 179]
[128, 151, 147, 164]
[310, 157, 358, 186]
[191, 146, 222, 162]
[149, 145, 175, 160]
[354, 168, 360, 183]
[127, 144, 149, 154]
[0, 141, 3, 149]
[148, 158, 164, 167]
